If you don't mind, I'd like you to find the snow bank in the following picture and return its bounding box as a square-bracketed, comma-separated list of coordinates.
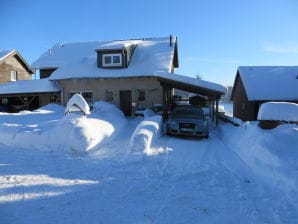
[0, 101, 126, 153]
[258, 102, 298, 122]
[129, 115, 163, 155]
[220, 122, 298, 191]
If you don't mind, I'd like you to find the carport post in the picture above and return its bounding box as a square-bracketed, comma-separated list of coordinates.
[162, 85, 168, 120]
[216, 100, 219, 126]
[211, 100, 215, 123]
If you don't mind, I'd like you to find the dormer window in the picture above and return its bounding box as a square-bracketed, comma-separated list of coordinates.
[103, 53, 122, 67]
[95, 43, 137, 69]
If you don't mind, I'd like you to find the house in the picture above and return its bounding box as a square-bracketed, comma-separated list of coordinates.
[231, 66, 298, 121]
[30, 36, 224, 117]
[0, 36, 225, 120]
[0, 50, 33, 83]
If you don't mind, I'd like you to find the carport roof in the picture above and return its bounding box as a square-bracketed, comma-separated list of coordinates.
[157, 73, 225, 99]
[0, 79, 60, 95]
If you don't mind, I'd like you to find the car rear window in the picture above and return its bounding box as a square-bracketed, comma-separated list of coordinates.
[173, 107, 204, 118]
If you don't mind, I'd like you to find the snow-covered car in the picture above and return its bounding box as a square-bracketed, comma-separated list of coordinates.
[166, 105, 209, 138]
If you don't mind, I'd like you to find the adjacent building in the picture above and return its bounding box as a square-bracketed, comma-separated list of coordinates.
[0, 50, 33, 83]
[231, 66, 298, 121]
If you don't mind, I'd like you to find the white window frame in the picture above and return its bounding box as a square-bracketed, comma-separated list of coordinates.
[102, 53, 122, 67]
[10, 71, 17, 81]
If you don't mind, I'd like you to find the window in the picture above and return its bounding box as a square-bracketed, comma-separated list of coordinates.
[10, 71, 17, 81]
[105, 89, 113, 102]
[137, 89, 145, 101]
[102, 53, 122, 67]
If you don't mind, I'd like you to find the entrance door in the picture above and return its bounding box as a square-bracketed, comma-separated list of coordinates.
[119, 90, 132, 116]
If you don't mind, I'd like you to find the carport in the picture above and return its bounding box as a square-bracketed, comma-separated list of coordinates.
[0, 79, 61, 113]
[157, 74, 225, 126]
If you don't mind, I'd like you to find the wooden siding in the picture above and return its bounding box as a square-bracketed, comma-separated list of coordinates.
[232, 74, 254, 121]
[0, 55, 32, 84]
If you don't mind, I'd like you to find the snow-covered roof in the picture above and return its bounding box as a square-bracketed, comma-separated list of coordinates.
[95, 42, 134, 51]
[0, 50, 15, 63]
[30, 37, 178, 80]
[0, 79, 60, 95]
[159, 73, 225, 94]
[237, 66, 298, 101]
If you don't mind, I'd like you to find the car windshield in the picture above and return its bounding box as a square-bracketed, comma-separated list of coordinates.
[172, 107, 204, 118]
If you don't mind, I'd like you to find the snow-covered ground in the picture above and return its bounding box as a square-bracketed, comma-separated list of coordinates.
[0, 102, 297, 223]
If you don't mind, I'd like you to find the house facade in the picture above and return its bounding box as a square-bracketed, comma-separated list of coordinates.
[231, 66, 298, 121]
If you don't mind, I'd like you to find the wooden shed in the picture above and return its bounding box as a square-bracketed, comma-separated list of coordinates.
[231, 66, 298, 121]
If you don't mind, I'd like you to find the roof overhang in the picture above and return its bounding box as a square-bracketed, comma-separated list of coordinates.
[157, 76, 224, 100]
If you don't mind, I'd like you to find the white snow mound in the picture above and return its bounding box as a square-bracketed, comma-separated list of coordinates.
[258, 102, 298, 122]
[129, 115, 163, 155]
[0, 101, 127, 153]
[65, 93, 90, 115]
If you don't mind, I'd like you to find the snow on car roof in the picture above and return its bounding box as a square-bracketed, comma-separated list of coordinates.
[238, 66, 298, 101]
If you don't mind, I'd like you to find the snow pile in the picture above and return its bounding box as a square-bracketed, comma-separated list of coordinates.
[220, 122, 298, 191]
[258, 102, 298, 122]
[0, 101, 126, 153]
[92, 101, 126, 124]
[129, 115, 163, 155]
[65, 93, 90, 115]
[143, 108, 156, 118]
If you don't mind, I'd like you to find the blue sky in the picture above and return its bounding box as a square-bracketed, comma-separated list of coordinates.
[1, 0, 298, 86]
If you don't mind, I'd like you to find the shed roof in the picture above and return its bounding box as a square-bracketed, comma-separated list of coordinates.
[0, 79, 60, 95]
[30, 36, 179, 80]
[232, 66, 298, 101]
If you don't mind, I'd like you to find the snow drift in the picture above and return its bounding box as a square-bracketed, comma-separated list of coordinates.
[220, 121, 298, 191]
[258, 102, 298, 122]
[129, 115, 163, 155]
[0, 101, 126, 153]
